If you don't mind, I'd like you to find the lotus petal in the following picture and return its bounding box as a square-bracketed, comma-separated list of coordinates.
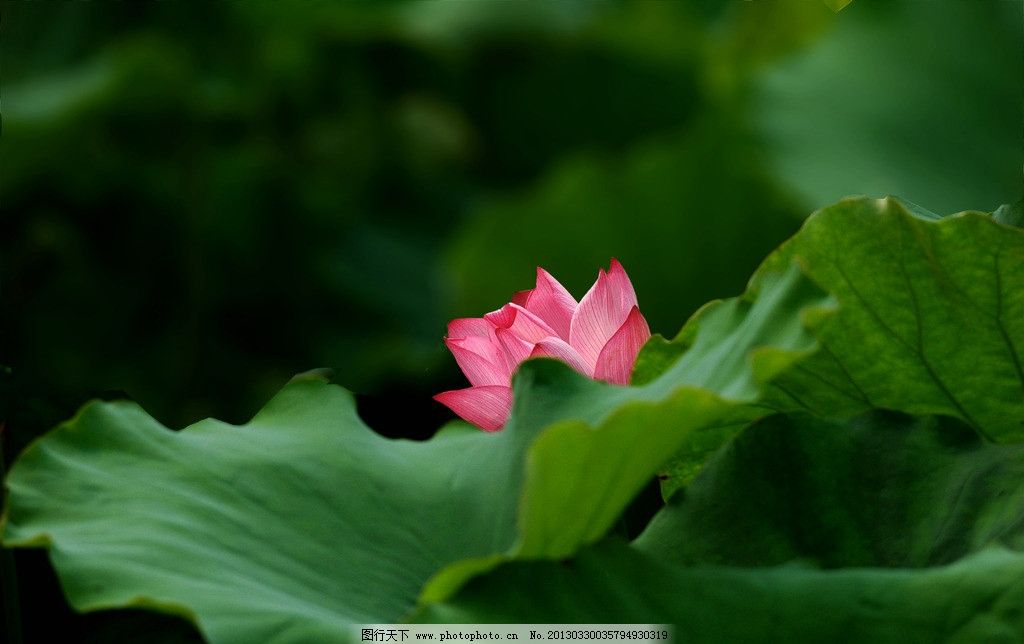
[569, 264, 635, 369]
[523, 268, 577, 340]
[446, 337, 509, 386]
[530, 338, 591, 377]
[433, 386, 513, 431]
[594, 306, 651, 385]
[485, 303, 558, 344]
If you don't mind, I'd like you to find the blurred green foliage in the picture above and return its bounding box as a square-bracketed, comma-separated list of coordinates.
[1, 1, 1021, 641]
[3, 0, 1019, 435]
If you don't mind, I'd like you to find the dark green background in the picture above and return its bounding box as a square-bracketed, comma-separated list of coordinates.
[1, 0, 1021, 641]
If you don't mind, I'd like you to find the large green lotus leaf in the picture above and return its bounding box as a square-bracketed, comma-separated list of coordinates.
[760, 197, 1024, 442]
[635, 413, 1024, 569]
[638, 196, 1024, 497]
[2, 261, 830, 641]
[419, 413, 1024, 640]
[415, 540, 1024, 643]
[2, 376, 526, 642]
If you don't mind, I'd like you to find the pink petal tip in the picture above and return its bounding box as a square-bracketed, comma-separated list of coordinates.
[594, 306, 651, 385]
[433, 386, 513, 431]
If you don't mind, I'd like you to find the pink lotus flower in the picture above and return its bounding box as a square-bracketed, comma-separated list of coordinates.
[435, 259, 651, 431]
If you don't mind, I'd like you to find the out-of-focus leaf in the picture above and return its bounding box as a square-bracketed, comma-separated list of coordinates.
[994, 200, 1024, 229]
[447, 115, 800, 341]
[822, 0, 853, 12]
[397, 0, 597, 45]
[754, 0, 1023, 214]
[709, 0, 833, 73]
[3, 57, 117, 126]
